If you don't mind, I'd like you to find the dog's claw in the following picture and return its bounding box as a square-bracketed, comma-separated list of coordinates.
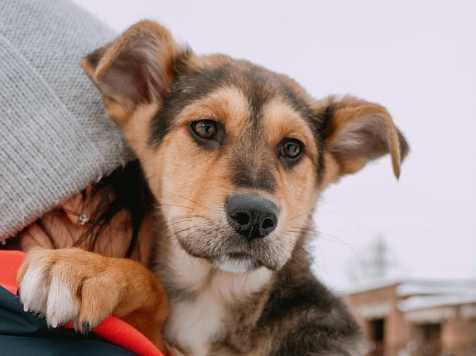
[81, 321, 91, 336]
[23, 303, 29, 312]
[50, 315, 58, 328]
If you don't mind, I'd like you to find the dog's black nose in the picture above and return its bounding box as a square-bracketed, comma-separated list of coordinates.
[226, 195, 279, 240]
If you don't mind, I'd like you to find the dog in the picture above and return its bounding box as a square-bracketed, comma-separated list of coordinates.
[17, 20, 409, 356]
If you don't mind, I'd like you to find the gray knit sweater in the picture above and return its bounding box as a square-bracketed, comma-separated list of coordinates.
[0, 0, 132, 240]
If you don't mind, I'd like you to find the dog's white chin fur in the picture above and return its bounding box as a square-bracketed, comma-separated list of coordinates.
[213, 255, 254, 274]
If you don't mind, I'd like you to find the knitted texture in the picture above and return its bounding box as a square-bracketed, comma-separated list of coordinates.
[0, 0, 133, 240]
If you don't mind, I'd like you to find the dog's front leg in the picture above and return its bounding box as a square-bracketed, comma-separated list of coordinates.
[17, 247, 169, 353]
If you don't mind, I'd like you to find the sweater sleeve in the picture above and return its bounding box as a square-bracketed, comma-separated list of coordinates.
[0, 0, 133, 240]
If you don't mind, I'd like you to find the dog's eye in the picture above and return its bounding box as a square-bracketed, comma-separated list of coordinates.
[280, 139, 304, 161]
[189, 120, 225, 150]
[191, 120, 217, 140]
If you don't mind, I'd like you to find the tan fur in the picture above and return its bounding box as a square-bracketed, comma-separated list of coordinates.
[262, 98, 317, 157]
[173, 86, 251, 137]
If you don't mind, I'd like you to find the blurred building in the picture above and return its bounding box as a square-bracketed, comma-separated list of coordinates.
[345, 279, 476, 356]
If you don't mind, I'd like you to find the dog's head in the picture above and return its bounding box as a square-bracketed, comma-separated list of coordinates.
[81, 21, 409, 273]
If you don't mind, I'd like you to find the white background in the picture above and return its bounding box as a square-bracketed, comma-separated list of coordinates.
[73, 0, 476, 291]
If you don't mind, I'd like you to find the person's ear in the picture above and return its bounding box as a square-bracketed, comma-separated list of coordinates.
[314, 96, 409, 185]
[80, 20, 189, 124]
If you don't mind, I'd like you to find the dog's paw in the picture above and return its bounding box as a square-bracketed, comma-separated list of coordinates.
[17, 248, 120, 333]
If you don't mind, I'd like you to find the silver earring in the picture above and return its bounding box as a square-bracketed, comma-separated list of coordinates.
[78, 214, 90, 225]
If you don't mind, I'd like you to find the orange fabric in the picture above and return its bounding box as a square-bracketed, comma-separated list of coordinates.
[0, 250, 24, 295]
[0, 250, 163, 356]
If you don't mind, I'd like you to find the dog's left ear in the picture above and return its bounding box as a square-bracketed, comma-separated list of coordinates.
[314, 96, 409, 183]
[80, 20, 187, 122]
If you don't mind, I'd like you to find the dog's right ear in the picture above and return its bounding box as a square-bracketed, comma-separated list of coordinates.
[81, 20, 188, 124]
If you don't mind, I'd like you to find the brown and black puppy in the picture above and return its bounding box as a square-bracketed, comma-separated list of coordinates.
[17, 21, 409, 356]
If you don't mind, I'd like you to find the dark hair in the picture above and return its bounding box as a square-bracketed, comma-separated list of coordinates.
[2, 160, 154, 257]
[76, 159, 154, 257]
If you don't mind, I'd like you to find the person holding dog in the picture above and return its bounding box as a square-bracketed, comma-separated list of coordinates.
[1, 0, 160, 355]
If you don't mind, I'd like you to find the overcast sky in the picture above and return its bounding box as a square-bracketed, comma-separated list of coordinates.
[73, 0, 476, 291]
